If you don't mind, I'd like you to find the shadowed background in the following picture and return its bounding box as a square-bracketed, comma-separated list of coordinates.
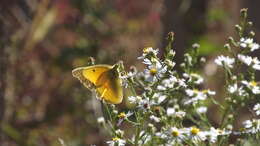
[0, 0, 260, 145]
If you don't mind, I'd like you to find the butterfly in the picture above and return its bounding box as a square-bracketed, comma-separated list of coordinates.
[72, 64, 123, 104]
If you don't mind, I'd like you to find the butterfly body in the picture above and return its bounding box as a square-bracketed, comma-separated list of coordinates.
[72, 64, 123, 104]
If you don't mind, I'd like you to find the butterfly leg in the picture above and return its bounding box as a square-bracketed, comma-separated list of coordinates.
[100, 88, 107, 98]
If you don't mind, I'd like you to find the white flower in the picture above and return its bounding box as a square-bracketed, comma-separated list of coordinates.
[196, 106, 207, 114]
[238, 54, 260, 70]
[243, 119, 260, 134]
[168, 127, 186, 143]
[138, 47, 159, 60]
[143, 47, 159, 55]
[185, 127, 207, 144]
[157, 76, 178, 90]
[227, 83, 247, 96]
[115, 129, 124, 137]
[132, 131, 151, 145]
[107, 137, 126, 146]
[184, 89, 215, 105]
[175, 111, 186, 118]
[243, 120, 252, 129]
[143, 60, 166, 82]
[166, 107, 186, 118]
[183, 73, 204, 84]
[97, 117, 105, 124]
[150, 115, 160, 123]
[228, 84, 238, 94]
[151, 93, 167, 104]
[253, 103, 260, 115]
[215, 55, 235, 68]
[241, 80, 260, 94]
[155, 132, 168, 139]
[240, 38, 260, 51]
[166, 108, 175, 116]
[117, 112, 133, 126]
[128, 96, 142, 104]
[205, 127, 220, 143]
[138, 98, 151, 110]
[177, 78, 187, 88]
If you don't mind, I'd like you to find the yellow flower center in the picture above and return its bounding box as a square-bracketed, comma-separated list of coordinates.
[202, 89, 208, 93]
[171, 129, 179, 137]
[112, 137, 120, 141]
[150, 68, 157, 76]
[118, 112, 126, 119]
[190, 127, 200, 135]
[193, 89, 199, 94]
[250, 81, 257, 87]
[143, 47, 150, 53]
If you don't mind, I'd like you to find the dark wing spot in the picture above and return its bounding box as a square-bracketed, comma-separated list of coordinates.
[92, 69, 95, 72]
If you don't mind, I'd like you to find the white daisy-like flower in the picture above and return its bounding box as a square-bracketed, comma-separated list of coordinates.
[133, 131, 151, 145]
[117, 112, 134, 126]
[240, 38, 260, 52]
[142, 57, 158, 66]
[183, 73, 204, 84]
[185, 127, 207, 144]
[253, 103, 260, 115]
[166, 108, 175, 116]
[143, 60, 167, 82]
[151, 93, 167, 104]
[157, 76, 178, 90]
[196, 106, 207, 114]
[210, 128, 230, 136]
[184, 89, 215, 105]
[168, 127, 186, 143]
[166, 107, 186, 118]
[115, 129, 124, 137]
[155, 132, 168, 140]
[107, 137, 126, 146]
[205, 127, 220, 143]
[227, 83, 247, 96]
[243, 119, 260, 134]
[138, 47, 159, 60]
[150, 115, 160, 123]
[237, 54, 260, 70]
[228, 83, 238, 94]
[138, 98, 151, 110]
[227, 83, 246, 96]
[143, 47, 159, 55]
[241, 80, 260, 94]
[215, 55, 235, 68]
[128, 96, 142, 104]
[97, 116, 105, 124]
[175, 111, 186, 118]
[177, 78, 187, 88]
[243, 120, 253, 129]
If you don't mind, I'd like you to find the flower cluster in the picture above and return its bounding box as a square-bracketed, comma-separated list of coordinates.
[92, 9, 260, 146]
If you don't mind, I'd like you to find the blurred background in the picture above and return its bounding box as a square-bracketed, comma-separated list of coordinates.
[0, 0, 260, 145]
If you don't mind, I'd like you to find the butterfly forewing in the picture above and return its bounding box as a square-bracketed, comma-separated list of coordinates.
[72, 68, 95, 89]
[72, 64, 123, 104]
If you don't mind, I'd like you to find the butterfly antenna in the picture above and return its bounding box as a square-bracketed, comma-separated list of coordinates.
[87, 57, 95, 66]
[116, 60, 126, 77]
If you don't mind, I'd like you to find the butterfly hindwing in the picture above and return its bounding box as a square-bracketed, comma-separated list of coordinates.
[96, 69, 123, 104]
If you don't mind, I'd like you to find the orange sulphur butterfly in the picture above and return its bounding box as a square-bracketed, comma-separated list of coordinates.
[72, 64, 123, 104]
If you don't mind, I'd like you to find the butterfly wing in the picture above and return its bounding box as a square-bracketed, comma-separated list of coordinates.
[95, 67, 123, 104]
[72, 65, 113, 89]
